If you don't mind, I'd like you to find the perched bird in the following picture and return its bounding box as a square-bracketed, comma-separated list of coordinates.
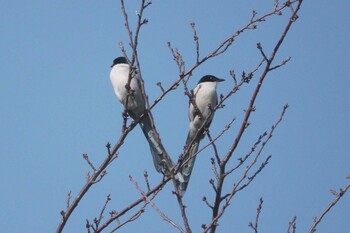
[110, 57, 169, 173]
[177, 75, 225, 196]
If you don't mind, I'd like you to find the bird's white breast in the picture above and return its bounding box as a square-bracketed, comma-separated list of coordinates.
[192, 82, 217, 117]
[110, 64, 131, 102]
[110, 63, 146, 116]
[188, 82, 218, 135]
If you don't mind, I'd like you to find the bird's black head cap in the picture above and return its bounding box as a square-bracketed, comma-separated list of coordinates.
[198, 75, 225, 84]
[111, 57, 128, 67]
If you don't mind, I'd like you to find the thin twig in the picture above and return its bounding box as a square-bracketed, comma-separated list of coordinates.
[203, 196, 214, 210]
[91, 194, 112, 230]
[269, 56, 292, 71]
[174, 192, 192, 233]
[83, 154, 96, 171]
[225, 131, 268, 177]
[130, 176, 186, 233]
[107, 179, 161, 233]
[248, 198, 263, 233]
[308, 176, 350, 233]
[191, 22, 200, 64]
[210, 158, 220, 184]
[204, 3, 303, 232]
[96, 177, 170, 233]
[286, 216, 297, 233]
[144, 171, 151, 191]
[158, 1, 300, 119]
[56, 119, 142, 233]
[106, 142, 112, 157]
[108, 206, 145, 233]
[207, 132, 220, 165]
[121, 0, 176, 177]
[205, 103, 290, 233]
[257, 43, 268, 61]
[66, 191, 71, 210]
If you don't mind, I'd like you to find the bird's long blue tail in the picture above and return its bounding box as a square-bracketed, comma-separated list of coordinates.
[176, 134, 201, 196]
[138, 114, 167, 173]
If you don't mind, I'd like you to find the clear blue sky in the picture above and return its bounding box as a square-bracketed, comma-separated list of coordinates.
[1, 1, 349, 232]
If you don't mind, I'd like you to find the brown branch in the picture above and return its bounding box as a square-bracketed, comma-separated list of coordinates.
[98, 195, 111, 226]
[83, 153, 96, 171]
[120, 0, 150, 65]
[156, 81, 165, 92]
[222, 0, 301, 165]
[118, 41, 129, 65]
[56, 121, 138, 233]
[269, 55, 292, 71]
[106, 174, 159, 233]
[175, 192, 192, 233]
[257, 43, 268, 62]
[108, 206, 144, 233]
[143, 171, 151, 191]
[156, 1, 299, 119]
[308, 176, 350, 233]
[66, 191, 72, 210]
[205, 103, 290, 233]
[121, 0, 177, 177]
[207, 132, 220, 165]
[287, 216, 297, 233]
[105, 142, 112, 157]
[57, 1, 304, 232]
[71, 3, 176, 233]
[203, 3, 303, 232]
[225, 131, 268, 177]
[119, 0, 177, 180]
[96, 177, 170, 233]
[130, 176, 186, 233]
[87, 194, 112, 232]
[190, 22, 200, 64]
[248, 198, 263, 233]
[106, 176, 159, 233]
[167, 42, 186, 76]
[202, 196, 214, 210]
[210, 158, 220, 185]
[221, 153, 272, 202]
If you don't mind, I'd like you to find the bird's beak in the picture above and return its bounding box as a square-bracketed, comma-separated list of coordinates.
[217, 78, 225, 82]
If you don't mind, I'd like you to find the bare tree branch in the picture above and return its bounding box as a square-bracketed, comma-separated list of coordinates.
[308, 176, 350, 233]
[83, 154, 96, 171]
[200, 4, 304, 232]
[205, 103, 290, 233]
[130, 176, 186, 233]
[55, 1, 312, 233]
[286, 216, 297, 233]
[96, 177, 170, 233]
[190, 22, 200, 64]
[86, 194, 112, 232]
[174, 193, 192, 233]
[56, 121, 138, 233]
[248, 198, 264, 233]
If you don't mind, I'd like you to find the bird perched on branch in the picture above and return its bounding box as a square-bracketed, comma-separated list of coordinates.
[177, 75, 225, 196]
[110, 56, 170, 174]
